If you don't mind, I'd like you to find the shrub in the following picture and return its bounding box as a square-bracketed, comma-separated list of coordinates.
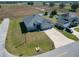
[44, 11, 48, 16]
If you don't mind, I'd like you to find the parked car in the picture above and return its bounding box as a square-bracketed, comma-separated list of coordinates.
[65, 28, 73, 33]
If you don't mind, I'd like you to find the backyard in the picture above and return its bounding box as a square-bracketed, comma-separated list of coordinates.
[5, 17, 55, 56]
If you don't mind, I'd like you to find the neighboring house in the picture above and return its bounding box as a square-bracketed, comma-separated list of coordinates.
[55, 12, 79, 29]
[23, 14, 53, 32]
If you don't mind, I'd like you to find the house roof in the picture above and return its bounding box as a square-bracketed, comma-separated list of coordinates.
[57, 12, 79, 23]
[23, 14, 52, 26]
[23, 14, 53, 31]
[56, 12, 79, 28]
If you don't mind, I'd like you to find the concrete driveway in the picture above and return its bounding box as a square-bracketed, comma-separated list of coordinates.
[0, 18, 14, 57]
[44, 28, 74, 48]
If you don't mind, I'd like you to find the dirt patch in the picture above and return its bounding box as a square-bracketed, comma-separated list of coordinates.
[0, 6, 40, 18]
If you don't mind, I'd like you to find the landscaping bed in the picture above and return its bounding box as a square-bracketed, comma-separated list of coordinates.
[5, 18, 55, 56]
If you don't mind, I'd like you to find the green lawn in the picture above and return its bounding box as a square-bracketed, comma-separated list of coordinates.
[43, 16, 57, 23]
[5, 17, 55, 56]
[74, 27, 79, 32]
[55, 27, 79, 41]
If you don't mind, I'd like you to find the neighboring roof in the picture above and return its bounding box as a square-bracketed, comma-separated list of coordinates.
[57, 18, 68, 25]
[57, 12, 79, 25]
[56, 19, 70, 28]
[59, 12, 78, 20]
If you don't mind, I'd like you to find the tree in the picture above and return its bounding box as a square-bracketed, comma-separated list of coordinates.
[49, 10, 57, 18]
[43, 2, 46, 6]
[59, 3, 65, 9]
[71, 3, 79, 12]
[27, 2, 34, 5]
[49, 2, 55, 7]
[0, 5, 1, 8]
[44, 11, 48, 16]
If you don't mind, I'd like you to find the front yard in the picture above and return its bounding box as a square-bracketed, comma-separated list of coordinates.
[55, 27, 79, 41]
[5, 17, 55, 56]
[74, 27, 79, 32]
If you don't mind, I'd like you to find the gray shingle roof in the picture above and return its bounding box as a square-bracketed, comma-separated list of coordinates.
[23, 14, 53, 31]
[56, 12, 79, 28]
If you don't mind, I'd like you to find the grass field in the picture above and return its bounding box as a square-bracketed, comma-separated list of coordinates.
[5, 18, 55, 56]
[74, 27, 79, 32]
[55, 27, 79, 41]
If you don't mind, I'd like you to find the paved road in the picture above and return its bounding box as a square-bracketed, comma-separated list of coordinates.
[44, 28, 74, 48]
[0, 18, 14, 57]
[36, 42, 79, 57]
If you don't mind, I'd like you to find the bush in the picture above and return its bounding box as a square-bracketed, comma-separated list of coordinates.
[0, 5, 1, 8]
[49, 10, 57, 18]
[59, 3, 65, 9]
[70, 2, 79, 12]
[27, 2, 34, 5]
[49, 2, 55, 7]
[44, 11, 48, 16]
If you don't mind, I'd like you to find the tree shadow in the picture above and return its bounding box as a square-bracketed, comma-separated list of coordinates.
[19, 22, 28, 34]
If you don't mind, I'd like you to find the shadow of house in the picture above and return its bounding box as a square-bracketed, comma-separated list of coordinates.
[22, 14, 53, 32]
[20, 22, 28, 34]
